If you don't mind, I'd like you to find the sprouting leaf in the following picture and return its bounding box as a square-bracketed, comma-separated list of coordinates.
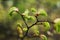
[54, 23, 60, 33]
[34, 31, 39, 36]
[17, 23, 23, 38]
[54, 18, 60, 33]
[40, 34, 47, 40]
[23, 28, 27, 32]
[17, 23, 22, 27]
[22, 9, 29, 17]
[27, 16, 35, 20]
[38, 9, 48, 16]
[43, 22, 50, 31]
[30, 25, 40, 36]
[25, 16, 36, 21]
[31, 8, 36, 13]
[17, 26, 22, 33]
[9, 7, 19, 16]
[9, 11, 13, 16]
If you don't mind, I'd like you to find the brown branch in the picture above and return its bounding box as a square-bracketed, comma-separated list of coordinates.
[28, 16, 38, 28]
[16, 11, 29, 40]
[16, 11, 29, 28]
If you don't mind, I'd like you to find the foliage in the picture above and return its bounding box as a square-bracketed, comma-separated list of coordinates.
[8, 6, 60, 40]
[9, 7, 49, 40]
[9, 7, 19, 16]
[54, 18, 60, 33]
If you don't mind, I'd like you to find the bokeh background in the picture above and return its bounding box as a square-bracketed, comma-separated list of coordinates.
[0, 0, 60, 40]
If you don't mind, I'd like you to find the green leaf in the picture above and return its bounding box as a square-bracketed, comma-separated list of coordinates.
[43, 22, 50, 31]
[25, 16, 35, 21]
[31, 8, 36, 13]
[40, 34, 47, 40]
[22, 9, 29, 17]
[31, 25, 40, 36]
[54, 22, 60, 33]
[38, 9, 48, 16]
[54, 18, 60, 33]
[9, 7, 19, 16]
[23, 28, 27, 31]
[17, 23, 22, 27]
[17, 23, 24, 38]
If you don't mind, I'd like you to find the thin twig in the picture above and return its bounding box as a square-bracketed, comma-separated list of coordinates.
[17, 11, 29, 40]
[28, 21, 38, 28]
[28, 16, 38, 28]
[17, 11, 29, 28]
[23, 16, 39, 39]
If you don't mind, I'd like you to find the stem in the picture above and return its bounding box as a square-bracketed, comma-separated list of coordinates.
[29, 21, 38, 28]
[17, 11, 29, 40]
[17, 11, 28, 28]
[28, 16, 38, 28]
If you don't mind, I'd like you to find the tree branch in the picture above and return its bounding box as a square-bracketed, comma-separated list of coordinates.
[17, 11, 29, 28]
[16, 11, 29, 40]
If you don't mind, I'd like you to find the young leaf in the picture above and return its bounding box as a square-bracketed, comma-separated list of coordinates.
[17, 23, 22, 27]
[23, 28, 27, 32]
[17, 23, 23, 38]
[38, 9, 48, 16]
[43, 22, 50, 31]
[25, 16, 35, 21]
[9, 7, 19, 16]
[40, 34, 47, 40]
[22, 9, 29, 17]
[54, 18, 60, 33]
[30, 25, 40, 36]
[31, 8, 36, 13]
[54, 23, 60, 33]
[17, 26, 23, 38]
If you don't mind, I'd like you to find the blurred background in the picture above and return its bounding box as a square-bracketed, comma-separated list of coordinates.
[0, 0, 60, 40]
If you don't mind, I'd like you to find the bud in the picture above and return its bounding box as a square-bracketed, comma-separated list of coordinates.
[14, 8, 19, 12]
[31, 8, 36, 13]
[40, 34, 47, 40]
[9, 7, 19, 16]
[54, 18, 60, 33]
[38, 9, 48, 16]
[54, 18, 60, 23]
[22, 9, 29, 16]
